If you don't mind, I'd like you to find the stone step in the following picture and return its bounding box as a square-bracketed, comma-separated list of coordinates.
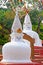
[34, 49, 43, 52]
[34, 53, 40, 55]
[40, 49, 43, 55]
[34, 47, 43, 56]
[34, 49, 43, 56]
[32, 58, 43, 63]
[41, 61, 43, 65]
[34, 46, 43, 49]
[34, 49, 40, 54]
[34, 48, 43, 51]
[34, 55, 43, 59]
[0, 62, 41, 65]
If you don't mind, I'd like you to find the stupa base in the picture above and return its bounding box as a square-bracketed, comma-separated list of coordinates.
[1, 60, 32, 63]
[0, 62, 41, 65]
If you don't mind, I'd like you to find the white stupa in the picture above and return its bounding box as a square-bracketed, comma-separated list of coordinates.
[1, 11, 31, 63]
[23, 13, 42, 47]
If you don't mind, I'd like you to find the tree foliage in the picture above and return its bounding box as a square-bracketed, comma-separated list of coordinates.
[0, 8, 43, 45]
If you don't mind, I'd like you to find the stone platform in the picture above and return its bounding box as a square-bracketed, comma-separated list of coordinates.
[0, 46, 43, 65]
[0, 62, 41, 65]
